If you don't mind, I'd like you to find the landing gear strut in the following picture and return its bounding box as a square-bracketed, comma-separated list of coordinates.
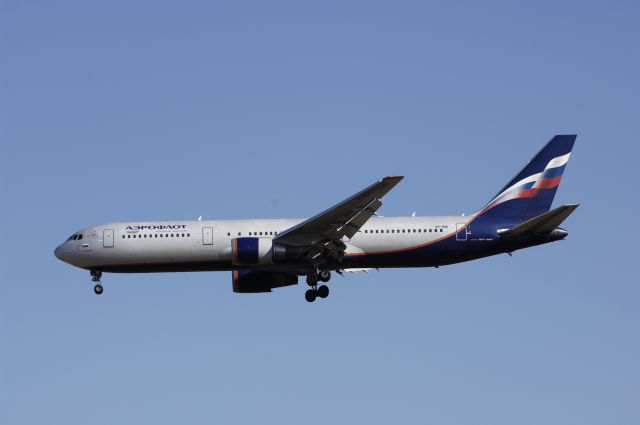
[91, 270, 103, 295]
[304, 270, 331, 302]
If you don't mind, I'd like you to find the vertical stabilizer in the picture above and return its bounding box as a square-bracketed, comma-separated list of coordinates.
[477, 135, 576, 221]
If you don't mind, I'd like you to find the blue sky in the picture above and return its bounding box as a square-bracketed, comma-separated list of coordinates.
[1, 1, 638, 423]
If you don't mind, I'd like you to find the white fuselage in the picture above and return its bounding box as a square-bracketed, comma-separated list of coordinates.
[55, 215, 470, 273]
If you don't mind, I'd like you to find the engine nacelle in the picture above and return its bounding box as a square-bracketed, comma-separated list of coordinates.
[232, 237, 273, 265]
[231, 238, 278, 266]
[231, 237, 301, 265]
[232, 270, 298, 293]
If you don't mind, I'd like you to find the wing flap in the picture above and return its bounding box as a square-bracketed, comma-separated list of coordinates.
[337, 199, 382, 239]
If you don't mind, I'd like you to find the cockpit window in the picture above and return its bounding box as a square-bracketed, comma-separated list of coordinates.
[77, 234, 83, 240]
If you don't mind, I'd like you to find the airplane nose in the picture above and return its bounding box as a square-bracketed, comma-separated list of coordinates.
[54, 244, 65, 261]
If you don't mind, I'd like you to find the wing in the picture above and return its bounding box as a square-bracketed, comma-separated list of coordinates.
[274, 176, 403, 266]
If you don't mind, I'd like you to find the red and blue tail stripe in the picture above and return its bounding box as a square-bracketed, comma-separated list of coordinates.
[477, 135, 576, 221]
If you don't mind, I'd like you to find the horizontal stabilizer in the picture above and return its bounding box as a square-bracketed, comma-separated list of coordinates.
[497, 204, 579, 238]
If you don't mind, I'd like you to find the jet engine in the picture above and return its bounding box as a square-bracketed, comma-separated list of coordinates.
[232, 237, 273, 265]
[231, 237, 299, 265]
[232, 270, 298, 293]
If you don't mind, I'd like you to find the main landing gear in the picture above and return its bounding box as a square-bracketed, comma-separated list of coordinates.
[91, 270, 103, 295]
[304, 270, 331, 303]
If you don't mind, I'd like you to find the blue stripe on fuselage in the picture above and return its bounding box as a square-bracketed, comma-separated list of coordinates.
[341, 216, 546, 268]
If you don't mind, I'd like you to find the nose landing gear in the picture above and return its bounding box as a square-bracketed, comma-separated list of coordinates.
[90, 270, 103, 295]
[304, 270, 331, 302]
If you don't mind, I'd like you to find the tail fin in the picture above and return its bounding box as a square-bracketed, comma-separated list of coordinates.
[477, 135, 576, 221]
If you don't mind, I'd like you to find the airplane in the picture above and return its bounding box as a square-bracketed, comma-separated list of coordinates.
[54, 135, 578, 302]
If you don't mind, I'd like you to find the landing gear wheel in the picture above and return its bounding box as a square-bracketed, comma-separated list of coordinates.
[317, 285, 329, 299]
[94, 284, 103, 295]
[306, 273, 318, 286]
[305, 289, 317, 303]
[319, 270, 331, 282]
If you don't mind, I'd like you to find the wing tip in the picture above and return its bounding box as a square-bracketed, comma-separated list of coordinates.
[561, 203, 580, 210]
[382, 175, 404, 181]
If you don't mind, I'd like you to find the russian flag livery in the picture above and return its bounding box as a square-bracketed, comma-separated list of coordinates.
[478, 135, 576, 221]
[54, 134, 579, 302]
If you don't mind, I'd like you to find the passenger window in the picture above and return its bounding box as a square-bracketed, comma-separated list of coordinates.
[122, 235, 125, 239]
[187, 233, 190, 237]
[227, 232, 230, 236]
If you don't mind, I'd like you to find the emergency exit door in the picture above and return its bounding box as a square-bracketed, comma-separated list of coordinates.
[103, 229, 114, 247]
[202, 227, 213, 245]
[456, 223, 468, 241]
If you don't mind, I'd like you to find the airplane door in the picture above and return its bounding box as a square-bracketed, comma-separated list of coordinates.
[456, 223, 468, 241]
[103, 229, 114, 247]
[202, 227, 213, 245]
